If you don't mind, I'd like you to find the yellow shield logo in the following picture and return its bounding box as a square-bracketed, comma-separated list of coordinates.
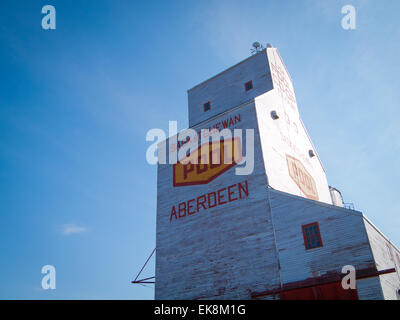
[173, 138, 242, 187]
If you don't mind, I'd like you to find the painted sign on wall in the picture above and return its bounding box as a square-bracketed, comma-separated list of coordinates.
[254, 48, 332, 204]
[173, 137, 242, 187]
[286, 154, 319, 201]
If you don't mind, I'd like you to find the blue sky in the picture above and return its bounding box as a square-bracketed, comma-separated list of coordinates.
[0, 0, 399, 299]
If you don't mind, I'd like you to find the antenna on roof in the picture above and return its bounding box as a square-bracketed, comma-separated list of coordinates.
[251, 41, 264, 55]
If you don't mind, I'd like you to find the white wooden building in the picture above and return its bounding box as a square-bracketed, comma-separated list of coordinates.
[155, 47, 400, 300]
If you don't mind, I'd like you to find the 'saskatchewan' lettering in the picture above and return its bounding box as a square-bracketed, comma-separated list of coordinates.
[170, 180, 249, 222]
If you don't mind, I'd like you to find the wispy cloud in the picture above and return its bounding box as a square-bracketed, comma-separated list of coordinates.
[61, 224, 88, 235]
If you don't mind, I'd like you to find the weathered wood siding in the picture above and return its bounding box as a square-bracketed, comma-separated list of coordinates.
[357, 277, 384, 300]
[187, 51, 273, 127]
[269, 190, 378, 294]
[255, 48, 332, 204]
[155, 46, 399, 300]
[156, 103, 280, 299]
[363, 217, 400, 300]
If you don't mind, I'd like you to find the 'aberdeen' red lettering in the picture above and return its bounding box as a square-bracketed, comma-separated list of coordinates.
[169, 180, 249, 222]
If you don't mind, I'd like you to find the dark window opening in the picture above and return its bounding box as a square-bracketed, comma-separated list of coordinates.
[203, 101, 211, 112]
[302, 222, 323, 250]
[244, 80, 253, 92]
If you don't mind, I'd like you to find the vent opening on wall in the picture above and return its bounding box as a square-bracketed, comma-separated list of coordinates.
[203, 101, 211, 112]
[271, 110, 279, 119]
[302, 222, 323, 250]
[244, 80, 253, 92]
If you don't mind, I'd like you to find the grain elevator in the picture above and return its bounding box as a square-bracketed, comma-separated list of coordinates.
[154, 46, 400, 300]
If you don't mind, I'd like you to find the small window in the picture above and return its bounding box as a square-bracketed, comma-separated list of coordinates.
[244, 80, 253, 92]
[302, 222, 323, 250]
[203, 101, 211, 112]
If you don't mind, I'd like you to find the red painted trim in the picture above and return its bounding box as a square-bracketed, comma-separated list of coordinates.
[302, 222, 323, 250]
[203, 101, 211, 112]
[244, 80, 253, 92]
[251, 267, 396, 298]
[356, 267, 396, 280]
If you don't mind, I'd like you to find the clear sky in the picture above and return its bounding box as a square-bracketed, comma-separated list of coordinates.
[0, 0, 399, 299]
